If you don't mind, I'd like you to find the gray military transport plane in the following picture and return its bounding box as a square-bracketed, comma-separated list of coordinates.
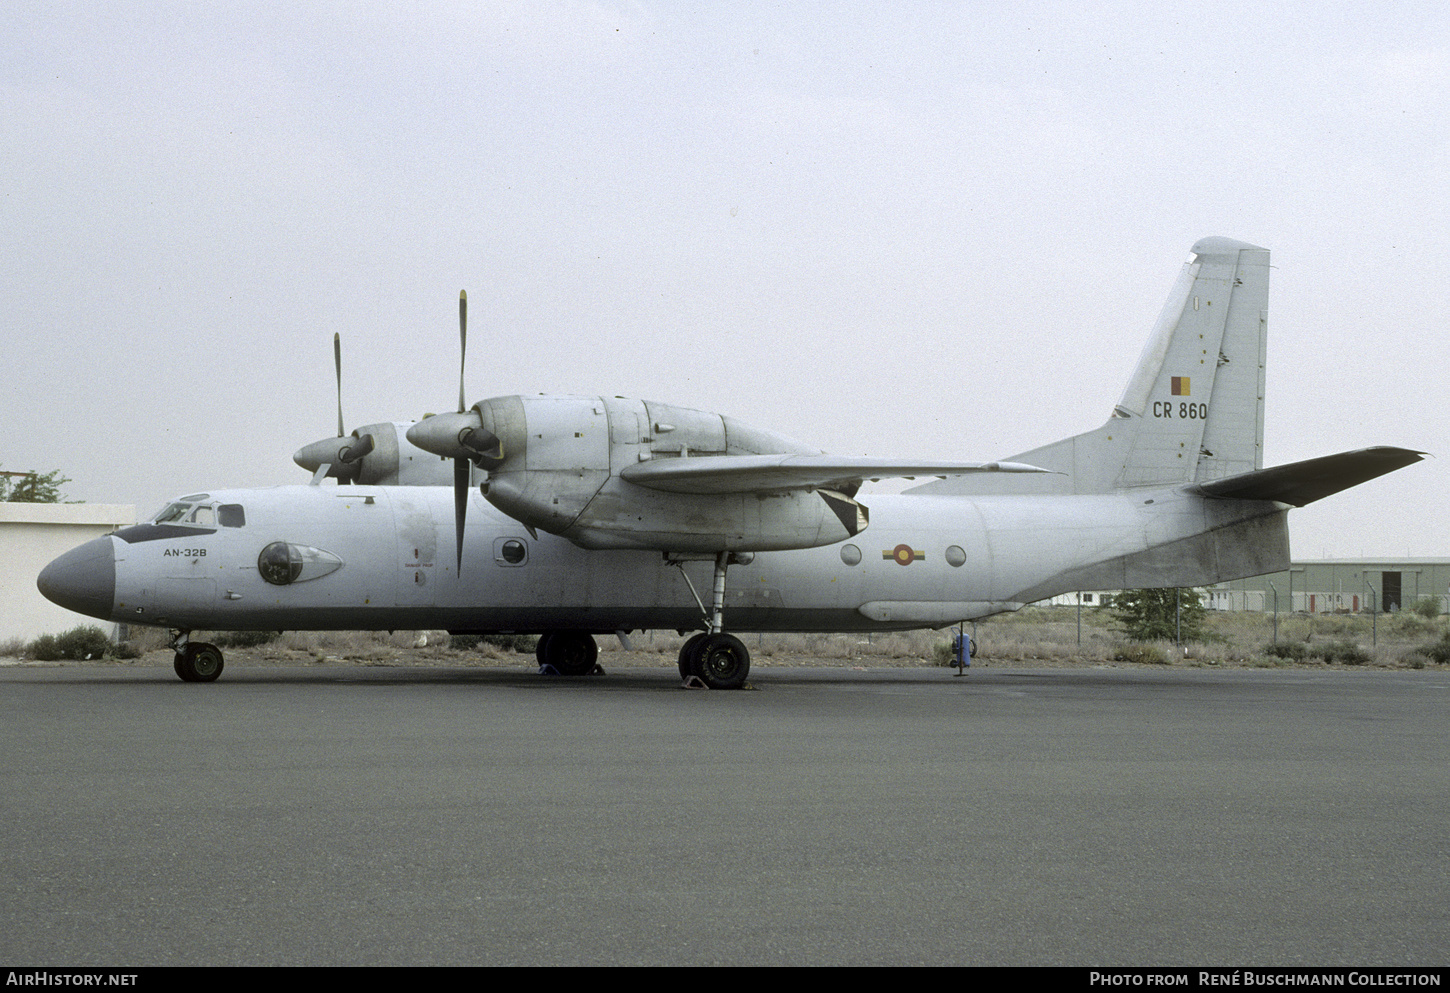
[38, 238, 1422, 687]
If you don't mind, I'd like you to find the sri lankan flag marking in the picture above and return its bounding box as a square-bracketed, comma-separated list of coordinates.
[884, 544, 924, 566]
[1171, 376, 1190, 396]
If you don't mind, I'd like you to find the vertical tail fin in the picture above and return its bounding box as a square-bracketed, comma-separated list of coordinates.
[911, 237, 1269, 496]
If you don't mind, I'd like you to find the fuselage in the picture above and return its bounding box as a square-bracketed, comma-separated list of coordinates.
[39, 483, 1288, 635]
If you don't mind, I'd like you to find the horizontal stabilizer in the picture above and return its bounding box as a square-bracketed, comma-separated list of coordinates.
[620, 454, 1052, 495]
[1196, 447, 1424, 507]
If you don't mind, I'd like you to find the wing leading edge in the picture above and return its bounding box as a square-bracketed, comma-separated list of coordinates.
[1195, 447, 1425, 507]
[619, 455, 1052, 495]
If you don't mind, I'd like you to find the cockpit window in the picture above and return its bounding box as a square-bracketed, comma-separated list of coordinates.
[154, 503, 190, 524]
[218, 504, 245, 528]
[153, 494, 213, 524]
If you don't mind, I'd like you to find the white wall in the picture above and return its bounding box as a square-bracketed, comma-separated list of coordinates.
[1, 503, 135, 643]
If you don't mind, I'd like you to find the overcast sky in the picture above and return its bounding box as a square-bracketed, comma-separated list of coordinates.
[4, 2, 1447, 559]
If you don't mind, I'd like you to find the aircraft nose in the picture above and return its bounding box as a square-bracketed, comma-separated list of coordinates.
[37, 536, 117, 620]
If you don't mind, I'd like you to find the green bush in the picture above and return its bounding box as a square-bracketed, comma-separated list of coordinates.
[27, 634, 61, 660]
[446, 633, 537, 653]
[1114, 643, 1169, 665]
[1319, 640, 1373, 665]
[210, 630, 279, 649]
[1410, 597, 1442, 620]
[1264, 641, 1310, 662]
[1419, 633, 1450, 665]
[1107, 588, 1207, 642]
[28, 625, 112, 661]
[484, 634, 538, 653]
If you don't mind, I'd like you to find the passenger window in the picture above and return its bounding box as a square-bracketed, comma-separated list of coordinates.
[494, 538, 528, 566]
[219, 505, 245, 528]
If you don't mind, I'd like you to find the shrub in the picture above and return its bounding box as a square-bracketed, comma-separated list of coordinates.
[1114, 643, 1169, 665]
[1264, 641, 1310, 662]
[1410, 597, 1442, 620]
[1401, 651, 1430, 670]
[28, 625, 111, 661]
[1319, 640, 1373, 666]
[484, 634, 538, 653]
[1419, 633, 1450, 665]
[1107, 588, 1207, 642]
[210, 630, 279, 649]
[27, 634, 61, 660]
[445, 633, 537, 653]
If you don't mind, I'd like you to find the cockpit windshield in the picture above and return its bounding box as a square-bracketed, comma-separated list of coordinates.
[153, 494, 211, 524]
[150, 495, 245, 528]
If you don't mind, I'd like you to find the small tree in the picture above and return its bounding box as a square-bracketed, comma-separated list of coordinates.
[1106, 587, 1207, 642]
[0, 467, 72, 503]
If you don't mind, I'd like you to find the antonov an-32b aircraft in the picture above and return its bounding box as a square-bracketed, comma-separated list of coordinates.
[38, 238, 1422, 687]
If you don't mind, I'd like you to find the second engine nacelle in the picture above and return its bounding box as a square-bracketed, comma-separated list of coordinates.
[412, 394, 868, 552]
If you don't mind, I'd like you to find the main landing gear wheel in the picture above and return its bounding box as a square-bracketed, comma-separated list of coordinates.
[686, 632, 750, 690]
[174, 643, 224, 682]
[537, 631, 598, 676]
[677, 632, 707, 680]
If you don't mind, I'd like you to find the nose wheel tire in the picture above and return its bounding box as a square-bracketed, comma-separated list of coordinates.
[174, 643, 224, 682]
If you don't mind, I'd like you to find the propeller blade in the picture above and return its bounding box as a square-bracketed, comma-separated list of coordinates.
[334, 332, 344, 438]
[458, 290, 467, 414]
[454, 457, 469, 573]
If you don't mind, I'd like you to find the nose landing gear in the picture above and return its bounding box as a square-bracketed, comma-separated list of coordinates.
[170, 632, 224, 682]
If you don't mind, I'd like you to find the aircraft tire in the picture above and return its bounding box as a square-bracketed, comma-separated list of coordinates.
[175, 643, 224, 683]
[689, 633, 750, 690]
[677, 633, 707, 680]
[543, 631, 597, 676]
[534, 631, 556, 666]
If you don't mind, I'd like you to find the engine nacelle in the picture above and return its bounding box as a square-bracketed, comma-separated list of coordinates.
[468, 395, 862, 551]
[294, 422, 454, 486]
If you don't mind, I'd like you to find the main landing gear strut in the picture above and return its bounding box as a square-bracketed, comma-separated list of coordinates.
[668, 551, 751, 690]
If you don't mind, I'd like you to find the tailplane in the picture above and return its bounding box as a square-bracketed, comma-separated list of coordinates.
[912, 236, 1270, 496]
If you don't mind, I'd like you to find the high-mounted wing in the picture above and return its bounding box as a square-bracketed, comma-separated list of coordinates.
[619, 455, 1053, 495]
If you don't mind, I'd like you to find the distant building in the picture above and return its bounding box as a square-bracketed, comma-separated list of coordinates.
[1, 503, 135, 643]
[1043, 560, 1450, 614]
[1209, 560, 1450, 614]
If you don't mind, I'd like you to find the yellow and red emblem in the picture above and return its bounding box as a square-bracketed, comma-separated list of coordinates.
[1171, 376, 1191, 396]
[883, 544, 924, 566]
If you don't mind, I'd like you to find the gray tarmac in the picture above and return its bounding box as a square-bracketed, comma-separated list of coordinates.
[2, 661, 1447, 966]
